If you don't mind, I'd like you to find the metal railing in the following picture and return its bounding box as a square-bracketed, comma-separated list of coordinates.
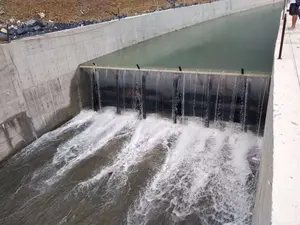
[278, 0, 288, 59]
[278, 13, 287, 59]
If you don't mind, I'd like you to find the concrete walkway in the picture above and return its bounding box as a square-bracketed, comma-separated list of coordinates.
[272, 8, 300, 225]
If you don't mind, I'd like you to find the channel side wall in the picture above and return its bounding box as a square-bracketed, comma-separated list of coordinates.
[0, 0, 278, 161]
[252, 8, 300, 225]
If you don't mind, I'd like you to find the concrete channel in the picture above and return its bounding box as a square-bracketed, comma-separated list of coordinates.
[0, 0, 290, 224]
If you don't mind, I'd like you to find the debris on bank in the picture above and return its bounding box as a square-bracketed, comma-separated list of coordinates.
[5, 2, 203, 40]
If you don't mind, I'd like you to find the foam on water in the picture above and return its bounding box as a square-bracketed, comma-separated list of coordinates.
[43, 108, 138, 186]
[76, 114, 181, 192]
[1, 109, 261, 225]
[11, 110, 97, 161]
[127, 121, 260, 225]
[26, 108, 137, 190]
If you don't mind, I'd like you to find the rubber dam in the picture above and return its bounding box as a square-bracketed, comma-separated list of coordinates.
[0, 1, 284, 225]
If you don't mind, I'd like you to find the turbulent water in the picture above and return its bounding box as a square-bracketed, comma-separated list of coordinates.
[0, 108, 261, 225]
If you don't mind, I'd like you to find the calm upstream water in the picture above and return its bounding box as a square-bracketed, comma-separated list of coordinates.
[0, 108, 261, 225]
[91, 3, 281, 73]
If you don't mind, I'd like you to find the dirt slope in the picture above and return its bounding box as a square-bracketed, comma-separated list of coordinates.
[1, 0, 208, 22]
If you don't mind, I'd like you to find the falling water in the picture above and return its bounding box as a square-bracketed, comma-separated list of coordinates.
[132, 71, 137, 110]
[215, 75, 226, 126]
[242, 78, 249, 131]
[189, 74, 193, 118]
[0, 109, 262, 225]
[193, 75, 197, 117]
[91, 70, 95, 110]
[257, 78, 270, 135]
[229, 76, 239, 123]
[255, 78, 263, 134]
[155, 72, 161, 113]
[181, 74, 186, 122]
[123, 70, 127, 109]
[96, 70, 102, 111]
[214, 76, 221, 122]
[238, 78, 246, 132]
[204, 75, 211, 127]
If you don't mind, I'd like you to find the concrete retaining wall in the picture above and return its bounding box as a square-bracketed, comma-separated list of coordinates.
[0, 0, 279, 162]
[251, 70, 273, 225]
[252, 7, 300, 224]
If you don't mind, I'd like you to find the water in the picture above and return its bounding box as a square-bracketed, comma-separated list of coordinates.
[0, 108, 262, 225]
[89, 4, 281, 73]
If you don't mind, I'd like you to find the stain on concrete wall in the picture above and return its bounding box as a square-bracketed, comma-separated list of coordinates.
[0, 112, 35, 162]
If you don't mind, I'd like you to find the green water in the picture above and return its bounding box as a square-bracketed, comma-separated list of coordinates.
[90, 3, 281, 74]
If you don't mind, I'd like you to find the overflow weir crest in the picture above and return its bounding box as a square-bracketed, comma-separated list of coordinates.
[80, 66, 270, 135]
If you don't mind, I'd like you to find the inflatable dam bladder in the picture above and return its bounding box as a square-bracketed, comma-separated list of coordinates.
[79, 66, 270, 134]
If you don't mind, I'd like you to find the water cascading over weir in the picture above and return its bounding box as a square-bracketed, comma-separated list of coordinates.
[79, 66, 270, 134]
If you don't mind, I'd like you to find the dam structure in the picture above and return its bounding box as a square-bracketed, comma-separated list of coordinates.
[0, 0, 292, 224]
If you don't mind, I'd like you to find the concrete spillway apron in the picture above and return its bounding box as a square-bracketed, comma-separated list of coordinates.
[79, 66, 270, 133]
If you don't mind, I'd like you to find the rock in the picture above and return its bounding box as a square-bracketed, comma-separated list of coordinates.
[35, 20, 44, 27]
[9, 25, 16, 29]
[9, 28, 17, 36]
[101, 18, 110, 22]
[0, 27, 7, 34]
[24, 19, 37, 27]
[83, 20, 96, 26]
[47, 21, 55, 28]
[0, 9, 5, 15]
[41, 21, 48, 27]
[16, 28, 26, 35]
[117, 14, 127, 19]
[38, 12, 45, 19]
[9, 18, 15, 24]
[33, 25, 42, 31]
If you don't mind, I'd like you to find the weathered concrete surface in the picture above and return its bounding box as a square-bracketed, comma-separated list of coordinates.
[0, 113, 35, 163]
[0, 0, 280, 162]
[252, 73, 273, 225]
[252, 8, 300, 225]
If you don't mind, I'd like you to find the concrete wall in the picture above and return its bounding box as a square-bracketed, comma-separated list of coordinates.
[252, 72, 273, 225]
[0, 0, 279, 162]
[252, 6, 300, 225]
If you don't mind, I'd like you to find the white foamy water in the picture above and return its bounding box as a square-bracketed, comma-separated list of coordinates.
[127, 122, 260, 225]
[76, 114, 181, 191]
[43, 108, 138, 186]
[1, 109, 261, 225]
[12, 110, 97, 161]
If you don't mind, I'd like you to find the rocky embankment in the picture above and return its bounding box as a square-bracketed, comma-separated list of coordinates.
[1, 2, 203, 40]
